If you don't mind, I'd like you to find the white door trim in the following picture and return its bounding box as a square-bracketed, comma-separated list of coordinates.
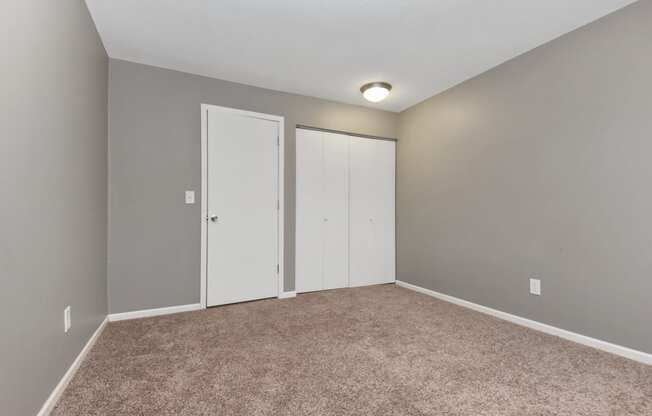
[200, 104, 285, 309]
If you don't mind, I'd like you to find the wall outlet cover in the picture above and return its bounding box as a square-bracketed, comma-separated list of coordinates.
[530, 278, 541, 296]
[185, 190, 195, 204]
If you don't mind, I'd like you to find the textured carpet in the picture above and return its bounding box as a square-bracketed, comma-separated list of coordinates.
[53, 285, 651, 415]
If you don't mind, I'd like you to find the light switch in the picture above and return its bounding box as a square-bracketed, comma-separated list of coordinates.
[185, 190, 195, 204]
[530, 278, 541, 296]
[64, 305, 71, 333]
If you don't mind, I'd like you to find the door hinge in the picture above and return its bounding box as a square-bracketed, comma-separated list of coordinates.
[277, 135, 279, 146]
[276, 264, 279, 273]
[277, 200, 279, 210]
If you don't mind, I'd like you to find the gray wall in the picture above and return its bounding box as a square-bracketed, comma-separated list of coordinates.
[397, 0, 652, 354]
[108, 59, 398, 313]
[0, 1, 108, 414]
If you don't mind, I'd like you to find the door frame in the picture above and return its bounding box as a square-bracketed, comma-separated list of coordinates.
[200, 104, 285, 309]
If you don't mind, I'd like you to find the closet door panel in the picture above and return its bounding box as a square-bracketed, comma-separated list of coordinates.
[349, 137, 395, 287]
[322, 133, 349, 290]
[372, 139, 396, 284]
[295, 129, 324, 293]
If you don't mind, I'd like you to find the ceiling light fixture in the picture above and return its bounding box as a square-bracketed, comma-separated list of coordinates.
[360, 82, 392, 103]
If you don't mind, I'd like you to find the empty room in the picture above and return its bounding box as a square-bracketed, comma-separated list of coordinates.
[3, 0, 652, 415]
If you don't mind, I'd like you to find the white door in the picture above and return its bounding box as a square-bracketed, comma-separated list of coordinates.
[349, 137, 395, 287]
[295, 129, 323, 293]
[295, 129, 349, 293]
[206, 108, 279, 306]
[322, 132, 349, 290]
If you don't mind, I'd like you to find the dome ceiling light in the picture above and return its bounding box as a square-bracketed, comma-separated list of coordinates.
[360, 82, 392, 103]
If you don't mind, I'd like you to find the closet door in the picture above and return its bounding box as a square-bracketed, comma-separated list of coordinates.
[295, 129, 323, 293]
[321, 133, 349, 290]
[349, 137, 395, 287]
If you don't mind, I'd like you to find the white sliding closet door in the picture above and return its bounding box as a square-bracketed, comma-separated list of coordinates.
[295, 129, 349, 293]
[349, 137, 396, 287]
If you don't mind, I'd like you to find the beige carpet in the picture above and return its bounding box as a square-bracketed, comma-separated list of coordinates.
[53, 285, 651, 415]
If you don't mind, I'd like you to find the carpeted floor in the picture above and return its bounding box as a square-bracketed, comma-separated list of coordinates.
[53, 284, 651, 415]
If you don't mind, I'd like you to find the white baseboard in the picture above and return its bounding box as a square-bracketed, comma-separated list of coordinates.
[395, 280, 652, 366]
[108, 303, 202, 322]
[37, 317, 108, 416]
[278, 291, 297, 299]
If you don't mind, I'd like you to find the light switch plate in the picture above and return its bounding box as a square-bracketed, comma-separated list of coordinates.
[64, 305, 71, 333]
[185, 190, 195, 204]
[530, 278, 541, 296]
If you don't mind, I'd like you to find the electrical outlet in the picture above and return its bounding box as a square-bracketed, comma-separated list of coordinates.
[185, 190, 195, 204]
[529, 278, 541, 296]
[64, 306, 71, 333]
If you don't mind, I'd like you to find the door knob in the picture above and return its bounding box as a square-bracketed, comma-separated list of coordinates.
[209, 215, 218, 222]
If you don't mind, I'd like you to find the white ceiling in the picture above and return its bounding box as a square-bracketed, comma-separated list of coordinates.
[86, 0, 637, 112]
